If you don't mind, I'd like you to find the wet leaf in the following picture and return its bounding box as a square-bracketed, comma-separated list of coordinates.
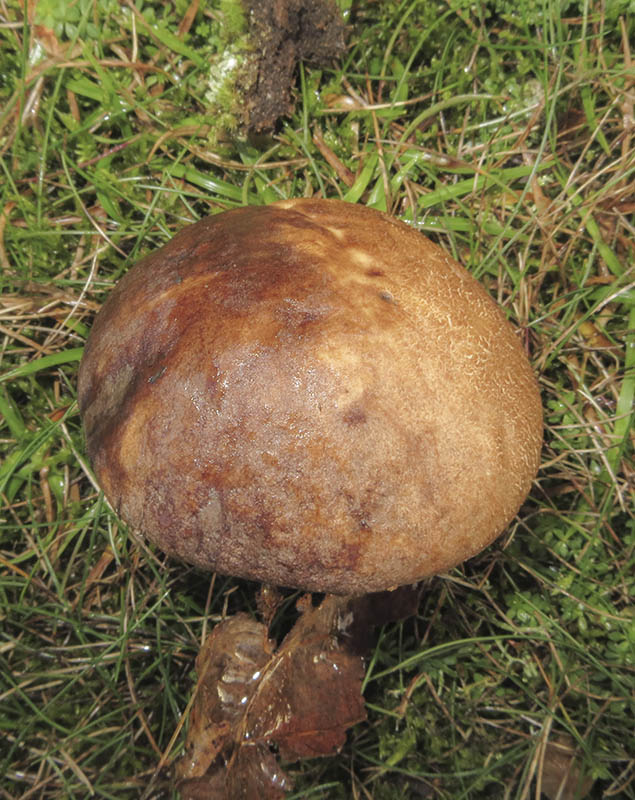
[176, 613, 274, 784]
[176, 595, 366, 799]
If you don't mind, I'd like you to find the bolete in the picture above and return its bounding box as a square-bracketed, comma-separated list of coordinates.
[78, 199, 542, 595]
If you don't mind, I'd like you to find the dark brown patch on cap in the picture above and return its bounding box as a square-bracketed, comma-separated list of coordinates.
[342, 404, 367, 426]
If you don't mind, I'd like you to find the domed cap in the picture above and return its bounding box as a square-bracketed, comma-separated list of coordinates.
[78, 199, 543, 595]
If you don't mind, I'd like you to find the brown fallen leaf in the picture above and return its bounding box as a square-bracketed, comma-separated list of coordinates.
[176, 594, 366, 799]
[176, 613, 274, 785]
[540, 735, 594, 800]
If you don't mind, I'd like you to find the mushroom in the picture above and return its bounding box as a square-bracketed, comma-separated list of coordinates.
[78, 199, 542, 596]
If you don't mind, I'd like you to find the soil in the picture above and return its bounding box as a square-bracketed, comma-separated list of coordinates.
[240, 0, 346, 133]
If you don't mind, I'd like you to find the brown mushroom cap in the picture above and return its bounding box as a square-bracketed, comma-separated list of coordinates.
[78, 199, 542, 595]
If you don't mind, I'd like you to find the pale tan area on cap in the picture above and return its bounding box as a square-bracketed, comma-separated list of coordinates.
[78, 199, 543, 595]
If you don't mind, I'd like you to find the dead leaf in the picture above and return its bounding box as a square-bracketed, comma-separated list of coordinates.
[251, 595, 367, 760]
[176, 614, 274, 783]
[540, 735, 594, 800]
[32, 25, 63, 58]
[176, 595, 366, 799]
[186, 743, 290, 800]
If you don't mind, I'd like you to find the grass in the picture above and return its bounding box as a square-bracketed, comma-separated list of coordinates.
[1, 0, 633, 798]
